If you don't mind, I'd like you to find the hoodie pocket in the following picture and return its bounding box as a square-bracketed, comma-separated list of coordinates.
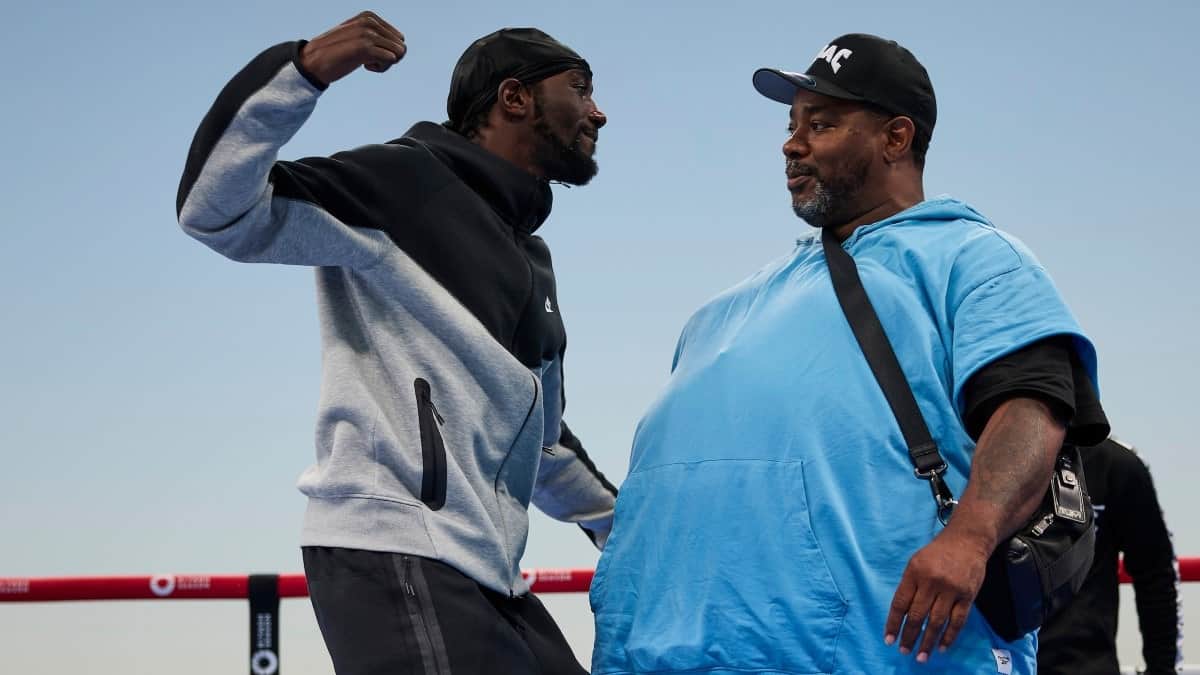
[591, 459, 847, 674]
[414, 378, 447, 511]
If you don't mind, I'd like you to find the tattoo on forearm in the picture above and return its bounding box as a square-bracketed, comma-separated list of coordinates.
[959, 398, 1064, 538]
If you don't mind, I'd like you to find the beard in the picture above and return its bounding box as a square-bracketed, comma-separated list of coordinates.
[531, 99, 598, 186]
[790, 154, 871, 228]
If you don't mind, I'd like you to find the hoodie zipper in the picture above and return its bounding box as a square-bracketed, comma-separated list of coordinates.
[414, 378, 447, 511]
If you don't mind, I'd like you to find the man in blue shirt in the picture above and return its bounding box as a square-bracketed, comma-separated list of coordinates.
[591, 34, 1106, 674]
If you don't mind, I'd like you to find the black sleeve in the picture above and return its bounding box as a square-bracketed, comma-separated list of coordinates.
[1107, 443, 1181, 674]
[962, 335, 1109, 444]
[269, 143, 434, 232]
[962, 336, 1074, 437]
[1067, 354, 1110, 446]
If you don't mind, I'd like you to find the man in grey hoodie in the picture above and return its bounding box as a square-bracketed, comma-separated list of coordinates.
[177, 11, 616, 674]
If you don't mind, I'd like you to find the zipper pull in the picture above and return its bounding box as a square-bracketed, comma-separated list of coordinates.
[1030, 512, 1055, 537]
[415, 379, 445, 424]
[402, 557, 417, 596]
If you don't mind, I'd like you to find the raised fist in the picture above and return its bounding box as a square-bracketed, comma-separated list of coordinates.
[299, 11, 407, 87]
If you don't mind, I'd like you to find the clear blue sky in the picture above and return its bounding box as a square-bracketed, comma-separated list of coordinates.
[2, 1, 1197, 672]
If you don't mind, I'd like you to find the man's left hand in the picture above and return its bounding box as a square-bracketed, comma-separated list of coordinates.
[884, 529, 990, 662]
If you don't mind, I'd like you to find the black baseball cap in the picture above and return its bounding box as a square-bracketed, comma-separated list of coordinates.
[752, 33, 936, 135]
[447, 28, 590, 133]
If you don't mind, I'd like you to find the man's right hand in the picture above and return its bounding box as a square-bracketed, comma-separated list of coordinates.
[300, 11, 407, 88]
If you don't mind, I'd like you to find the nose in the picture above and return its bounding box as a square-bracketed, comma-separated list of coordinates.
[589, 107, 607, 129]
[783, 128, 808, 158]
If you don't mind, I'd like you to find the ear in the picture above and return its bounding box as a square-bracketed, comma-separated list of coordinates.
[496, 77, 534, 120]
[881, 115, 916, 165]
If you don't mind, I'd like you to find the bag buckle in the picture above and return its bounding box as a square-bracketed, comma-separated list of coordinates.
[914, 464, 958, 525]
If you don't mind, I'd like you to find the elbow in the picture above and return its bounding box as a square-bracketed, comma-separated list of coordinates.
[175, 203, 266, 263]
[176, 190, 221, 236]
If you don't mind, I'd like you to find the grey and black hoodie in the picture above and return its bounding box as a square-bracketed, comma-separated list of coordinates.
[176, 41, 617, 595]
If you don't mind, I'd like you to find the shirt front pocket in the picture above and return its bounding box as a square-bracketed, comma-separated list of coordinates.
[592, 459, 848, 674]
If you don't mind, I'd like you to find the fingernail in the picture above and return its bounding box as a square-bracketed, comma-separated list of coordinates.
[900, 647, 910, 655]
[939, 646, 947, 653]
[884, 634, 895, 646]
[917, 652, 928, 663]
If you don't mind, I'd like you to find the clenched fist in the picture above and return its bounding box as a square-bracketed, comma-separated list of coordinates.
[300, 11, 407, 87]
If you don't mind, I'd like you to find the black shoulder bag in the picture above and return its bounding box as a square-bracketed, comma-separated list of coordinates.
[820, 227, 1096, 641]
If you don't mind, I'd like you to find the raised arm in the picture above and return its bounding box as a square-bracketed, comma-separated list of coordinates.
[176, 12, 407, 267]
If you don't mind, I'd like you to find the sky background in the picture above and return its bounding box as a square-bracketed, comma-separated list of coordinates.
[2, 0, 1198, 672]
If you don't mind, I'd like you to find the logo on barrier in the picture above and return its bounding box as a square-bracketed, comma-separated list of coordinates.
[0, 578, 30, 595]
[177, 575, 211, 591]
[149, 574, 211, 597]
[256, 612, 274, 648]
[149, 575, 176, 597]
[251, 649, 279, 675]
[523, 569, 573, 587]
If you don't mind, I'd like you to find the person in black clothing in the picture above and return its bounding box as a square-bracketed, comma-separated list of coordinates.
[177, 11, 617, 675]
[1039, 437, 1182, 675]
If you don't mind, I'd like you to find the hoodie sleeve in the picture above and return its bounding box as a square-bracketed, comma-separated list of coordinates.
[176, 41, 394, 268]
[532, 421, 618, 549]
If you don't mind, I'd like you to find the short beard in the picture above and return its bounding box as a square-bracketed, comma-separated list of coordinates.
[791, 155, 870, 228]
[531, 99, 598, 186]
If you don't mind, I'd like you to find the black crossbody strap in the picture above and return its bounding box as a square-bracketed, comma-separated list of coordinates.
[820, 228, 958, 519]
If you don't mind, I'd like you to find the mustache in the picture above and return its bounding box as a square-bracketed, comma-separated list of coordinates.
[786, 161, 817, 179]
[568, 128, 598, 154]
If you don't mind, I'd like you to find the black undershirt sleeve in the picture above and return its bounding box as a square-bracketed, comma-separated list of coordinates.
[962, 335, 1109, 445]
[1069, 355, 1110, 445]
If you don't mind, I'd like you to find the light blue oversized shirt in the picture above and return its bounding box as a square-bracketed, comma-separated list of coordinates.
[591, 198, 1098, 675]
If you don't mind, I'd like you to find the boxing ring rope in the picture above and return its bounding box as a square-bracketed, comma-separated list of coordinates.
[0, 567, 594, 675]
[4, 558, 1196, 602]
[2, 560, 1196, 674]
[0, 567, 593, 602]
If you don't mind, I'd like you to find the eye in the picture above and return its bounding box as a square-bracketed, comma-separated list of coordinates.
[810, 120, 831, 131]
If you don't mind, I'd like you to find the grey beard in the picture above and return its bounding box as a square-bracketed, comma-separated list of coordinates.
[790, 158, 870, 228]
[792, 181, 836, 228]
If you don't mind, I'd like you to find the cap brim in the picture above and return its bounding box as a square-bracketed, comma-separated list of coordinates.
[752, 68, 865, 105]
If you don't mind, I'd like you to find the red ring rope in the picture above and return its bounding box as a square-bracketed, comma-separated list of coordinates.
[1, 558, 1195, 602]
[0, 568, 596, 601]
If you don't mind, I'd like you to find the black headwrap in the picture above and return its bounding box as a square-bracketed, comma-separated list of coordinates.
[446, 28, 591, 133]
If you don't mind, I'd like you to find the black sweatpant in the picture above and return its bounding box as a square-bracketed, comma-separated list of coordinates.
[302, 547, 588, 675]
